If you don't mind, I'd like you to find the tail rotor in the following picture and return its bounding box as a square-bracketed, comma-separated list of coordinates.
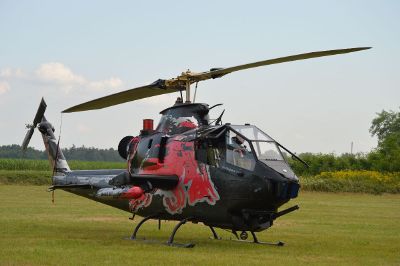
[22, 98, 47, 151]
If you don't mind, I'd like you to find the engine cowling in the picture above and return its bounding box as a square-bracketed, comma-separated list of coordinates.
[118, 136, 133, 160]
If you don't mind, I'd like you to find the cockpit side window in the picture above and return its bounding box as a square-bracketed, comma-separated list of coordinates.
[195, 138, 223, 167]
[226, 130, 255, 171]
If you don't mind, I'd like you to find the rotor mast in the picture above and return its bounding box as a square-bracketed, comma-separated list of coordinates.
[185, 79, 191, 103]
[172, 69, 195, 103]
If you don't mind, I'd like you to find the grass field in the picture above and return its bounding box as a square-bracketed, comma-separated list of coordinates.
[0, 186, 399, 265]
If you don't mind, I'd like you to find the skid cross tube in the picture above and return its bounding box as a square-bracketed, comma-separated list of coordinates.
[209, 226, 221, 240]
[232, 230, 240, 240]
[167, 218, 195, 248]
[130, 213, 159, 240]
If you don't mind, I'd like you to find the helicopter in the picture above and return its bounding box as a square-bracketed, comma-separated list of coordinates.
[22, 47, 370, 248]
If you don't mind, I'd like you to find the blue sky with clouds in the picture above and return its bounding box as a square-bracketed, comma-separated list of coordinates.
[1, 0, 399, 154]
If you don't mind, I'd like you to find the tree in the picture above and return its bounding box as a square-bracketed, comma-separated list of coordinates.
[369, 108, 400, 171]
[370, 109, 400, 143]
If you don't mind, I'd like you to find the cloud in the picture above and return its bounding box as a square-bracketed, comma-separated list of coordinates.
[0, 68, 24, 78]
[1, 63, 124, 95]
[0, 81, 10, 95]
[36, 63, 85, 85]
[34, 62, 123, 93]
[0, 68, 12, 78]
[87, 77, 123, 91]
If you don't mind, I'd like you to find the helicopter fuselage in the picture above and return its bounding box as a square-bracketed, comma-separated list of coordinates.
[51, 101, 299, 232]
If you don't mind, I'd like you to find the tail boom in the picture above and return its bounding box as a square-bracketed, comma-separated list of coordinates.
[38, 116, 70, 174]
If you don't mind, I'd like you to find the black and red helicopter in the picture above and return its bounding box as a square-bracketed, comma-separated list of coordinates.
[22, 47, 370, 247]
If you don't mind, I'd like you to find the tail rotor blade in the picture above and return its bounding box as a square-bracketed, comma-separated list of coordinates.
[21, 98, 47, 151]
[33, 98, 47, 125]
[22, 127, 35, 151]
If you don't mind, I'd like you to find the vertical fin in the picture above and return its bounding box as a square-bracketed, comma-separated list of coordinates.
[38, 116, 70, 174]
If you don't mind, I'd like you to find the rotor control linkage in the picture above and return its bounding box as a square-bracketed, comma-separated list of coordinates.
[130, 213, 159, 240]
[166, 218, 195, 248]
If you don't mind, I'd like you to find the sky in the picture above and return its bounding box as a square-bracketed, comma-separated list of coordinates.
[0, 0, 399, 154]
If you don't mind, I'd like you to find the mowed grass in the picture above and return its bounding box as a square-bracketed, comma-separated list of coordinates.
[0, 186, 399, 266]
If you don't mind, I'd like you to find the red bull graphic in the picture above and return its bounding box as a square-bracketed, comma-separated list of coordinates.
[177, 120, 197, 130]
[158, 115, 199, 134]
[128, 193, 153, 213]
[130, 137, 220, 215]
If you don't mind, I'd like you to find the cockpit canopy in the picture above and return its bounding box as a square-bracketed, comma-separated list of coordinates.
[191, 124, 298, 180]
[229, 125, 285, 162]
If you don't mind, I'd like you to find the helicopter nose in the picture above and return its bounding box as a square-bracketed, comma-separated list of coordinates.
[273, 180, 300, 200]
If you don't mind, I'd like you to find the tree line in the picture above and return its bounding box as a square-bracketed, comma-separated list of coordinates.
[0, 144, 123, 162]
[2, 107, 399, 174]
[289, 107, 400, 175]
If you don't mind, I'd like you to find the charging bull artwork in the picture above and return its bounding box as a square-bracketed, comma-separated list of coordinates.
[135, 139, 220, 215]
[22, 47, 370, 247]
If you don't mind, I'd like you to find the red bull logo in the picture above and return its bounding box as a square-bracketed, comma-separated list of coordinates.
[129, 137, 220, 214]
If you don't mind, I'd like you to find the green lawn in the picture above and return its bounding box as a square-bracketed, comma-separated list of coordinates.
[0, 186, 399, 266]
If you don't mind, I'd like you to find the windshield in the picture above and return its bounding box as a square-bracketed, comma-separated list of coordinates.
[230, 125, 284, 161]
[253, 141, 284, 161]
[230, 125, 273, 141]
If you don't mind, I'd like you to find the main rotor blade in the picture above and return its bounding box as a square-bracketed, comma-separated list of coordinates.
[63, 47, 370, 113]
[62, 80, 180, 113]
[192, 47, 371, 81]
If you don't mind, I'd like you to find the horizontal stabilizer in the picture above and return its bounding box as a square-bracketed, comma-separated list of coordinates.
[48, 184, 93, 191]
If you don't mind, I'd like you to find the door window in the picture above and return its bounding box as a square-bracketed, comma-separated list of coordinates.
[226, 130, 255, 171]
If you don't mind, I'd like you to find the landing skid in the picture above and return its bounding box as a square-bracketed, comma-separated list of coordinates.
[127, 215, 283, 247]
[127, 215, 195, 248]
[211, 229, 284, 246]
[250, 231, 284, 246]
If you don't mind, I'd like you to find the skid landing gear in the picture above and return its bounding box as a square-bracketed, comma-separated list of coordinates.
[166, 218, 195, 248]
[128, 215, 195, 248]
[209, 226, 221, 240]
[227, 230, 284, 246]
[130, 214, 159, 240]
[250, 231, 284, 246]
[128, 216, 283, 247]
